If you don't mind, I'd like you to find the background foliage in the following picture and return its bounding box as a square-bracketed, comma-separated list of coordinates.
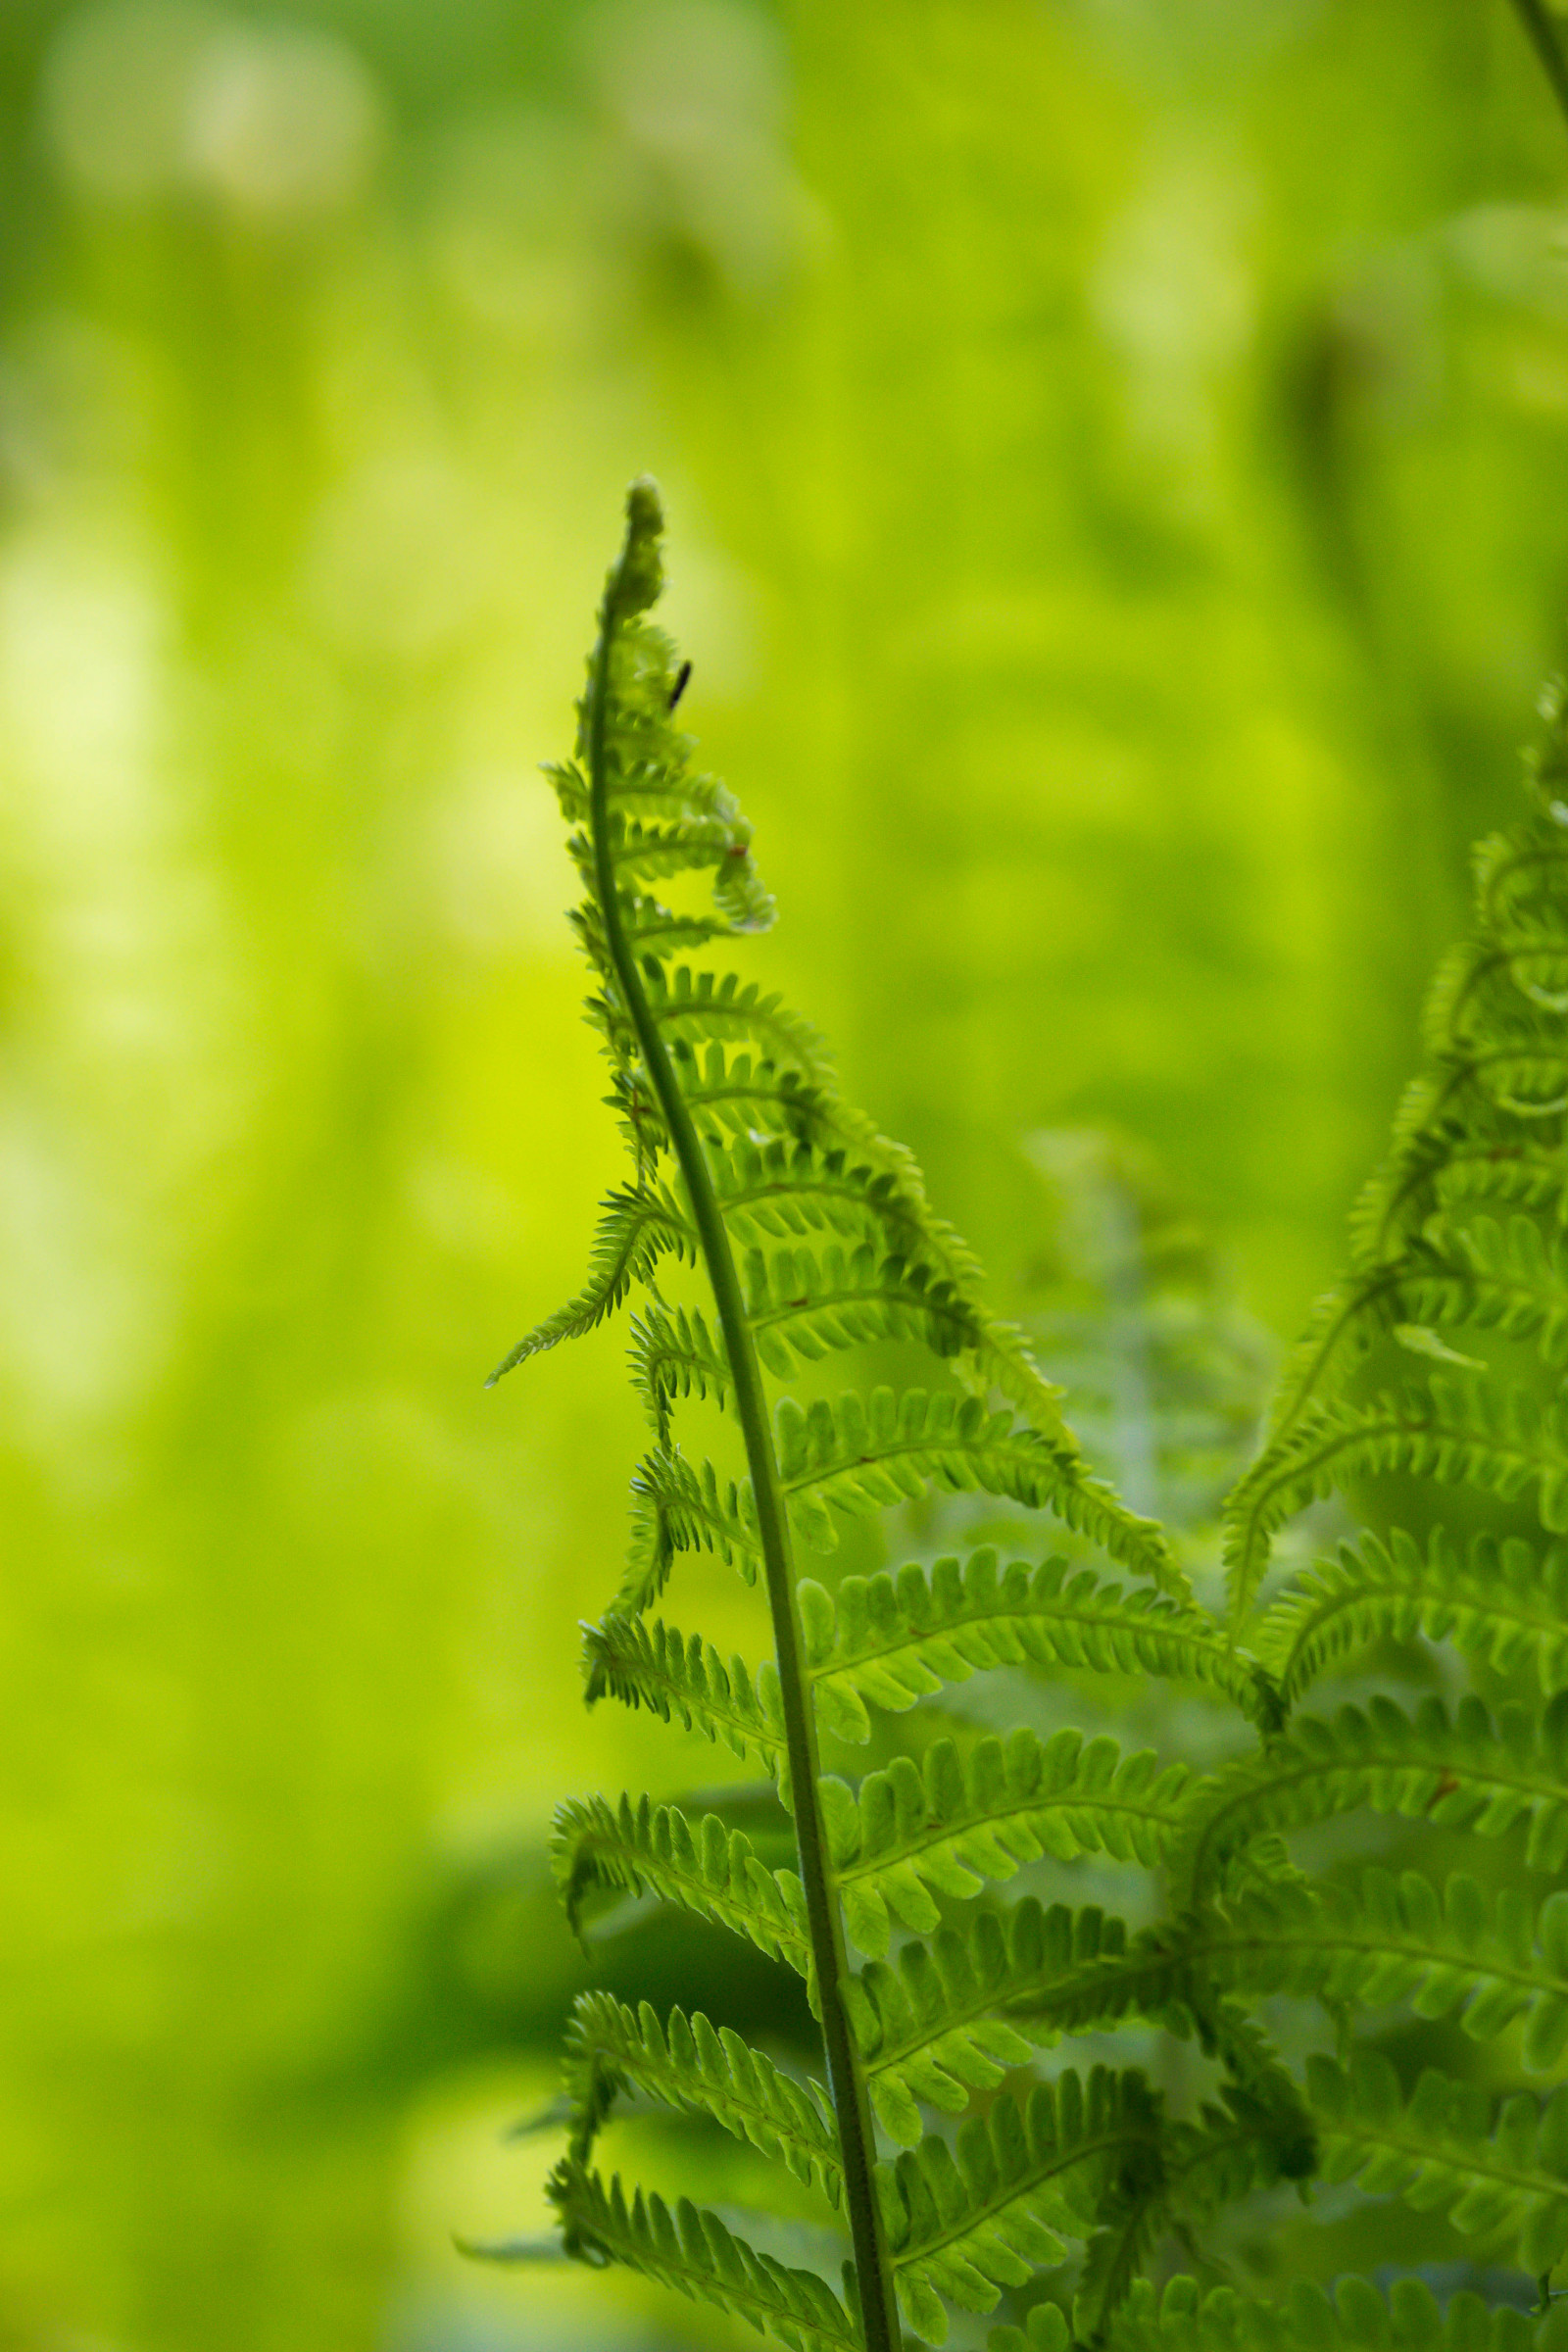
[4, 1, 1568, 2346]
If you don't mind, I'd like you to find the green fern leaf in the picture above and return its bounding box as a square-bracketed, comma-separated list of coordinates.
[1259, 1528, 1568, 1710]
[844, 1898, 1128, 2145]
[580, 1613, 786, 1780]
[1020, 1872, 1568, 2076]
[797, 1549, 1264, 1744]
[820, 1732, 1189, 1960]
[1181, 1870, 1568, 2070]
[531, 2159, 858, 2352]
[1255, 1215, 1568, 1461]
[1309, 2052, 1568, 2275]
[562, 1991, 842, 2203]
[711, 1136, 962, 1256]
[677, 1066, 1072, 1437]
[1222, 1377, 1568, 1624]
[621, 1446, 760, 1610]
[776, 1389, 1180, 1592]
[881, 2068, 1163, 2343]
[651, 963, 832, 1082]
[1109, 2274, 1547, 2352]
[1160, 2080, 1313, 2223]
[742, 1240, 987, 1376]
[1432, 1137, 1568, 1227]
[1404, 1213, 1568, 1356]
[1257, 1268, 1408, 1448]
[551, 1792, 810, 1977]
[1176, 1691, 1568, 1903]
[628, 1302, 733, 1431]
[487, 1183, 694, 1385]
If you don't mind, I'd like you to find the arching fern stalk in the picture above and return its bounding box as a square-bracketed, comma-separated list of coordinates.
[475, 482, 1283, 2352]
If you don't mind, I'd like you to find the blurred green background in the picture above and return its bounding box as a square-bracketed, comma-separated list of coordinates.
[4, 0, 1568, 2344]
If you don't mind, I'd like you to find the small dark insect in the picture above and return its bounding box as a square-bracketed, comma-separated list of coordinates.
[667, 660, 692, 712]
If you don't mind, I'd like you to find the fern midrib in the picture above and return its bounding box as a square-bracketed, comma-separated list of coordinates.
[1184, 1741, 1565, 1894]
[1325, 2112, 1562, 2203]
[749, 1268, 976, 1342]
[1228, 1393, 1568, 1590]
[599, 1633, 781, 1767]
[1269, 1571, 1568, 1698]
[816, 1592, 1240, 1698]
[838, 1773, 1185, 1888]
[1479, 838, 1568, 922]
[563, 1809, 809, 1972]
[785, 1417, 1077, 1500]
[585, 551, 905, 2352]
[892, 2116, 1151, 2273]
[1265, 1268, 1406, 1446]
[577, 2021, 844, 2201]
[556, 2163, 859, 2352]
[1186, 1916, 1562, 2006]
[863, 1975, 1026, 2082]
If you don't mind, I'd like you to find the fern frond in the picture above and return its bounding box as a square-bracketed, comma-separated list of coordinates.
[882, 2069, 1163, 2343]
[581, 1613, 786, 1780]
[562, 1991, 842, 2203]
[521, 482, 1306, 2345]
[1108, 2274, 1548, 2352]
[797, 1550, 1268, 1744]
[674, 1067, 1072, 1437]
[711, 1136, 961, 1254]
[549, 746, 745, 829]
[1185, 1870, 1568, 2070]
[1158, 2081, 1313, 2231]
[1074, 2175, 1168, 2348]
[742, 1240, 985, 1375]
[1222, 1377, 1568, 1624]
[486, 1184, 694, 1385]
[1475, 820, 1568, 940]
[628, 1302, 733, 1431]
[551, 1792, 810, 1976]
[1431, 1136, 1568, 1226]
[651, 964, 832, 1083]
[1432, 1037, 1568, 1122]
[1019, 1871, 1568, 2075]
[1256, 1215, 1568, 1460]
[1308, 2052, 1568, 2276]
[845, 1898, 1128, 2145]
[1257, 1268, 1408, 1446]
[673, 1044, 828, 1142]
[621, 1447, 760, 1610]
[1175, 1691, 1568, 1902]
[1402, 1212, 1568, 1357]
[819, 1733, 1189, 1959]
[1259, 1527, 1568, 1711]
[776, 1390, 1181, 1592]
[538, 2159, 858, 2352]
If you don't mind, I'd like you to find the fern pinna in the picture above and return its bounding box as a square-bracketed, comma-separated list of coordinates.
[478, 484, 1568, 2352]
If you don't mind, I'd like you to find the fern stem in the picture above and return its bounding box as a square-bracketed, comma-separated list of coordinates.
[587, 499, 904, 2352]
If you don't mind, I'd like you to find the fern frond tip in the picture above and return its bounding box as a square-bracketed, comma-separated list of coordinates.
[606, 475, 664, 623]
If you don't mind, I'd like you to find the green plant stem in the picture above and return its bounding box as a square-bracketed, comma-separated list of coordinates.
[1510, 0, 1568, 136]
[587, 540, 904, 2352]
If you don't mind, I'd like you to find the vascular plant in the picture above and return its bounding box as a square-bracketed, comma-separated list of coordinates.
[475, 470, 1568, 2352]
